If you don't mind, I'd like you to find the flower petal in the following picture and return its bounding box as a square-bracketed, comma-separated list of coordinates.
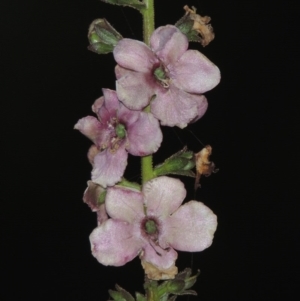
[92, 89, 120, 122]
[143, 177, 186, 218]
[74, 116, 103, 144]
[114, 39, 158, 73]
[190, 95, 208, 123]
[171, 50, 221, 94]
[90, 219, 143, 266]
[116, 68, 157, 110]
[106, 186, 144, 223]
[150, 25, 188, 67]
[92, 145, 128, 187]
[126, 112, 162, 156]
[162, 201, 217, 252]
[141, 242, 178, 270]
[150, 85, 200, 128]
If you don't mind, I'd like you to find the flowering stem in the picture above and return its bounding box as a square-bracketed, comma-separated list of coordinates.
[141, 0, 155, 185]
[141, 0, 155, 45]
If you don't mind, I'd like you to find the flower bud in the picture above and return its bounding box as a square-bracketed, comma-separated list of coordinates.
[88, 19, 122, 54]
[153, 147, 196, 177]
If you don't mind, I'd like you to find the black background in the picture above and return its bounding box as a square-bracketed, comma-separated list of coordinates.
[1, 0, 298, 300]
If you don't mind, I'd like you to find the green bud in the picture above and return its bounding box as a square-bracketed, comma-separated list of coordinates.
[115, 123, 126, 139]
[88, 19, 122, 54]
[167, 280, 186, 294]
[153, 147, 196, 177]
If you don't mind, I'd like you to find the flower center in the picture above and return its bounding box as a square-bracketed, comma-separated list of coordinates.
[153, 65, 169, 88]
[108, 119, 127, 153]
[115, 123, 126, 139]
[145, 219, 157, 235]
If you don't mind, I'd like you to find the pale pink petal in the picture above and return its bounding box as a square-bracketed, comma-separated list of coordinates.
[93, 90, 120, 123]
[90, 220, 143, 266]
[171, 50, 221, 94]
[114, 39, 158, 73]
[105, 186, 144, 223]
[116, 70, 157, 110]
[91, 145, 128, 187]
[83, 181, 105, 212]
[87, 145, 99, 166]
[143, 177, 186, 219]
[150, 25, 188, 67]
[162, 201, 217, 252]
[190, 95, 208, 123]
[115, 65, 127, 79]
[126, 112, 162, 156]
[117, 102, 140, 126]
[150, 85, 199, 128]
[141, 243, 178, 270]
[97, 205, 108, 225]
[74, 116, 103, 144]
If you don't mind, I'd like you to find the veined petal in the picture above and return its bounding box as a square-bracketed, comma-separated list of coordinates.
[150, 85, 199, 128]
[116, 69, 157, 110]
[162, 201, 217, 252]
[114, 39, 158, 73]
[126, 112, 162, 156]
[92, 90, 120, 123]
[92, 146, 128, 187]
[172, 50, 221, 94]
[90, 220, 143, 266]
[106, 186, 144, 223]
[141, 242, 178, 270]
[143, 177, 186, 219]
[150, 25, 188, 67]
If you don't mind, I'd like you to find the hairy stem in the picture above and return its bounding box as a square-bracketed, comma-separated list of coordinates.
[140, 0, 155, 185]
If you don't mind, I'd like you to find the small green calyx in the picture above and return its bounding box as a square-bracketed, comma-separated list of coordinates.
[154, 66, 167, 81]
[153, 147, 196, 177]
[115, 123, 126, 139]
[145, 220, 157, 235]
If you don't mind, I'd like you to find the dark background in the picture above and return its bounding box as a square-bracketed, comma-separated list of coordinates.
[1, 0, 298, 300]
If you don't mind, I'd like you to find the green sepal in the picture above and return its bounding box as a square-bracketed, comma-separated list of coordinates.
[88, 19, 123, 54]
[175, 16, 202, 43]
[109, 285, 135, 301]
[101, 0, 146, 11]
[135, 292, 146, 301]
[117, 178, 141, 191]
[153, 147, 196, 178]
[97, 190, 107, 206]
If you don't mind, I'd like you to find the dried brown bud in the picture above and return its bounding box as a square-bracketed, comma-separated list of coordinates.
[183, 5, 215, 47]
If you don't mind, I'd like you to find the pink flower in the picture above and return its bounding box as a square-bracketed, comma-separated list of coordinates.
[74, 89, 163, 187]
[89, 176, 217, 278]
[114, 25, 220, 128]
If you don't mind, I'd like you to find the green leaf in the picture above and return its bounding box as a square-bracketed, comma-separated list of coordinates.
[101, 0, 146, 10]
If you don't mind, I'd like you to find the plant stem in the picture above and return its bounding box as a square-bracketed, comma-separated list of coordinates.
[140, 0, 155, 185]
[141, 0, 155, 45]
